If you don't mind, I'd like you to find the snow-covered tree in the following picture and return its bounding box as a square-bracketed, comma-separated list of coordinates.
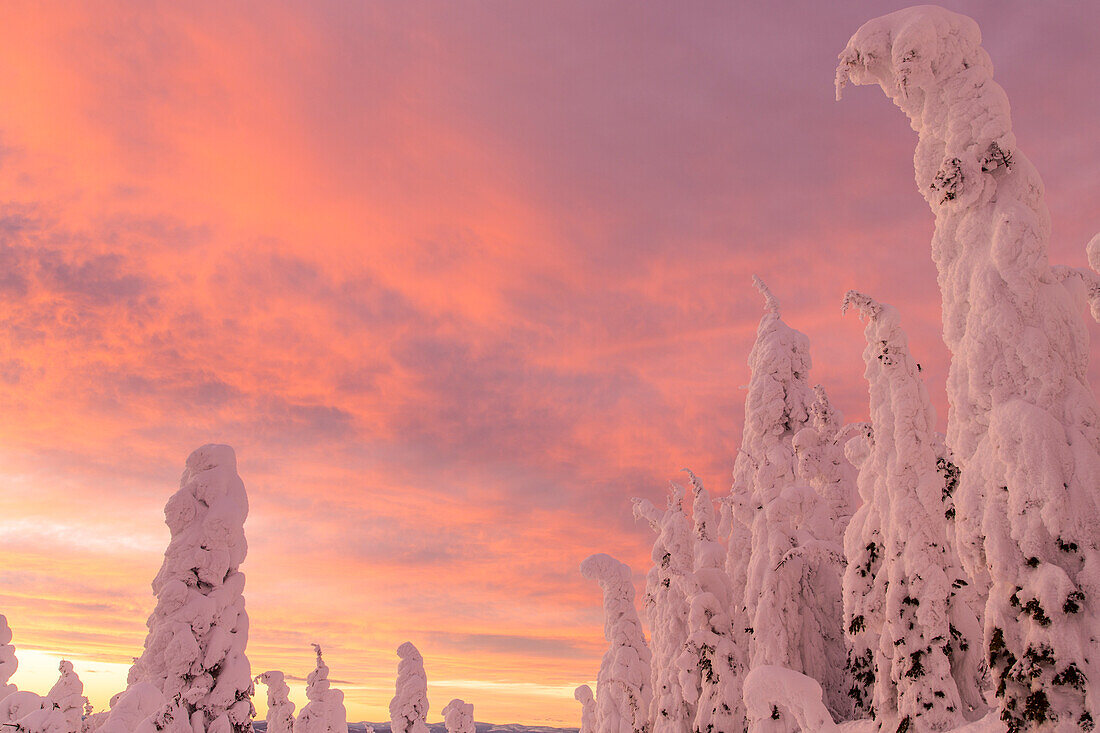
[80, 699, 95, 733]
[838, 8, 1100, 729]
[293, 645, 347, 733]
[575, 685, 597, 733]
[388, 642, 429, 733]
[632, 484, 694, 732]
[441, 699, 475, 733]
[1, 615, 16, 702]
[677, 472, 746, 733]
[580, 553, 652, 733]
[124, 444, 255, 733]
[44, 661, 84, 733]
[731, 278, 850, 722]
[254, 671, 295, 733]
[842, 292, 986, 729]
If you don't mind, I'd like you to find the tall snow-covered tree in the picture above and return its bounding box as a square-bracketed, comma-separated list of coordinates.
[294, 645, 347, 733]
[125, 444, 255, 733]
[1, 615, 16, 702]
[731, 278, 850, 722]
[441, 699, 475, 733]
[389, 642, 429, 733]
[838, 7, 1100, 729]
[842, 292, 986, 730]
[839, 416, 884, 719]
[254, 672, 295, 733]
[632, 484, 694, 732]
[677, 472, 746, 733]
[580, 553, 652, 733]
[575, 685, 597, 733]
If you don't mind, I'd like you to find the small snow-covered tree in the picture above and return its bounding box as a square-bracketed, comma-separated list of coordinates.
[388, 642, 429, 733]
[677, 472, 746, 733]
[842, 292, 986, 729]
[254, 672, 295, 733]
[580, 553, 652, 733]
[575, 685, 597, 733]
[42, 660, 84, 733]
[632, 484, 694, 732]
[80, 699, 96, 733]
[294, 645, 347, 733]
[1, 615, 16, 702]
[731, 279, 850, 722]
[441, 699, 475, 733]
[125, 444, 255, 733]
[838, 7, 1100, 729]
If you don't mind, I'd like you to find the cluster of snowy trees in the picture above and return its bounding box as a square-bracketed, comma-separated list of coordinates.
[576, 7, 1100, 732]
[3, 6, 1097, 733]
[0, 631, 88, 733]
[0, 445, 475, 733]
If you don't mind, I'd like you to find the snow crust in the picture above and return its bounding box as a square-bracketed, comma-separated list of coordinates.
[389, 643, 429, 733]
[742, 665, 838, 733]
[839, 6, 1100, 729]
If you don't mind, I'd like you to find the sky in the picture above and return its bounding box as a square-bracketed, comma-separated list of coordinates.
[0, 0, 1098, 727]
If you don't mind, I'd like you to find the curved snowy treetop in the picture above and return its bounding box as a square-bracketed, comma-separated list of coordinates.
[580, 553, 643, 645]
[835, 5, 1014, 211]
[752, 275, 781, 315]
[573, 685, 594, 705]
[397, 641, 423, 663]
[157, 443, 249, 591]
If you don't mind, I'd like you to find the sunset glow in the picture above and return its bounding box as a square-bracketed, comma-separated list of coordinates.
[1, 1, 1098, 726]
